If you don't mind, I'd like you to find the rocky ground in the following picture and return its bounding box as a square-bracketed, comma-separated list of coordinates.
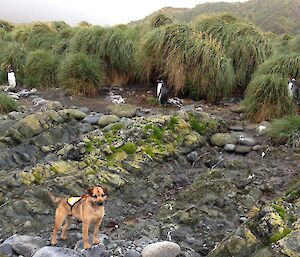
[0, 86, 299, 257]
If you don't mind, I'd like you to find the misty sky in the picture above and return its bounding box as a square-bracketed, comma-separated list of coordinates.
[0, 0, 247, 26]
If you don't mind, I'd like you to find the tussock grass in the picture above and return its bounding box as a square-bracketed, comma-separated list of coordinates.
[70, 25, 140, 85]
[0, 41, 27, 84]
[140, 23, 234, 102]
[256, 53, 300, 78]
[24, 50, 59, 88]
[0, 92, 17, 113]
[244, 74, 296, 122]
[267, 115, 300, 146]
[58, 53, 105, 96]
[194, 13, 272, 92]
[150, 13, 173, 28]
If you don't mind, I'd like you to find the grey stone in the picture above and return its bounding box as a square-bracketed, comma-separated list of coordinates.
[125, 249, 141, 257]
[229, 125, 244, 131]
[237, 136, 257, 146]
[187, 151, 199, 162]
[234, 145, 252, 154]
[32, 246, 84, 257]
[11, 235, 46, 257]
[224, 144, 236, 152]
[83, 114, 102, 125]
[141, 241, 181, 257]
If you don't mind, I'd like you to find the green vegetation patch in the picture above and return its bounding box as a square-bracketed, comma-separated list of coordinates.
[0, 92, 17, 113]
[269, 227, 292, 243]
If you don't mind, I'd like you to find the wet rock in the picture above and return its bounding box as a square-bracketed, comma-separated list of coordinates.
[229, 125, 244, 131]
[234, 145, 252, 154]
[98, 115, 120, 127]
[210, 133, 236, 147]
[32, 246, 84, 257]
[141, 241, 181, 257]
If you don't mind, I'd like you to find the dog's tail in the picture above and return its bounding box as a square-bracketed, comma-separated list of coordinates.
[48, 191, 63, 204]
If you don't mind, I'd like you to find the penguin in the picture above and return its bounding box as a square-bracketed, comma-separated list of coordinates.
[157, 80, 169, 106]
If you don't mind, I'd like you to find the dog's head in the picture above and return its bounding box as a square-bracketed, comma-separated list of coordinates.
[87, 186, 107, 205]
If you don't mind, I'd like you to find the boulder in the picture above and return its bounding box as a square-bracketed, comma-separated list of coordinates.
[141, 241, 181, 257]
[234, 145, 252, 154]
[32, 246, 84, 257]
[98, 115, 120, 128]
[14, 114, 43, 138]
[64, 109, 87, 120]
[107, 103, 137, 118]
[210, 133, 236, 147]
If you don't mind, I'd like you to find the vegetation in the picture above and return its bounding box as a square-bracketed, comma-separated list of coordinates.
[57, 53, 106, 96]
[267, 115, 300, 146]
[140, 23, 234, 102]
[0, 92, 17, 113]
[135, 0, 300, 35]
[244, 74, 296, 122]
[194, 14, 272, 91]
[24, 50, 59, 88]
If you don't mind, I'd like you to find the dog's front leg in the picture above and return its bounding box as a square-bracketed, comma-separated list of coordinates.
[82, 221, 91, 249]
[93, 218, 103, 245]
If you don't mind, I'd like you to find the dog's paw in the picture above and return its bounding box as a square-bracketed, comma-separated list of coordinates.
[51, 240, 57, 246]
[83, 243, 91, 249]
[93, 238, 100, 245]
[61, 235, 67, 240]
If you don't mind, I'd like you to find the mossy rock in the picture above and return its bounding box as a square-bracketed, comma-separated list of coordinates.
[278, 230, 300, 256]
[14, 114, 43, 138]
[50, 161, 76, 174]
[210, 133, 236, 147]
[100, 172, 126, 187]
[107, 103, 137, 118]
[98, 115, 120, 127]
[45, 110, 63, 123]
[64, 109, 87, 120]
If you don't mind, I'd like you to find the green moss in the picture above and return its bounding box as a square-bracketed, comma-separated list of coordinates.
[272, 204, 286, 219]
[85, 141, 94, 153]
[121, 142, 137, 155]
[146, 96, 159, 106]
[104, 132, 118, 143]
[145, 124, 164, 143]
[143, 145, 155, 159]
[167, 115, 179, 132]
[0, 92, 18, 113]
[189, 113, 206, 135]
[269, 227, 292, 243]
[110, 123, 124, 133]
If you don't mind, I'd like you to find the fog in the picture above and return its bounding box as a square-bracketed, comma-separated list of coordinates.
[0, 0, 247, 26]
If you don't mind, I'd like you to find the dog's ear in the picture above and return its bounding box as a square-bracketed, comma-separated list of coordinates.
[102, 186, 108, 195]
[87, 187, 94, 196]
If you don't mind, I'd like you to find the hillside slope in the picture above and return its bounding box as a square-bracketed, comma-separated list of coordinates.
[133, 0, 300, 35]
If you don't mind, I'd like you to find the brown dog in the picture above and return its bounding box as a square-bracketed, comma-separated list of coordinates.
[48, 186, 107, 249]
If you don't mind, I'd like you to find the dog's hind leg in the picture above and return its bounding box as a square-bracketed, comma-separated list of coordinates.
[51, 207, 67, 245]
[93, 218, 103, 245]
[61, 216, 73, 240]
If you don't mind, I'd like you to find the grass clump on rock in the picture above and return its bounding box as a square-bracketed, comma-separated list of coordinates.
[267, 115, 300, 146]
[58, 53, 105, 96]
[0, 92, 17, 113]
[244, 74, 296, 122]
